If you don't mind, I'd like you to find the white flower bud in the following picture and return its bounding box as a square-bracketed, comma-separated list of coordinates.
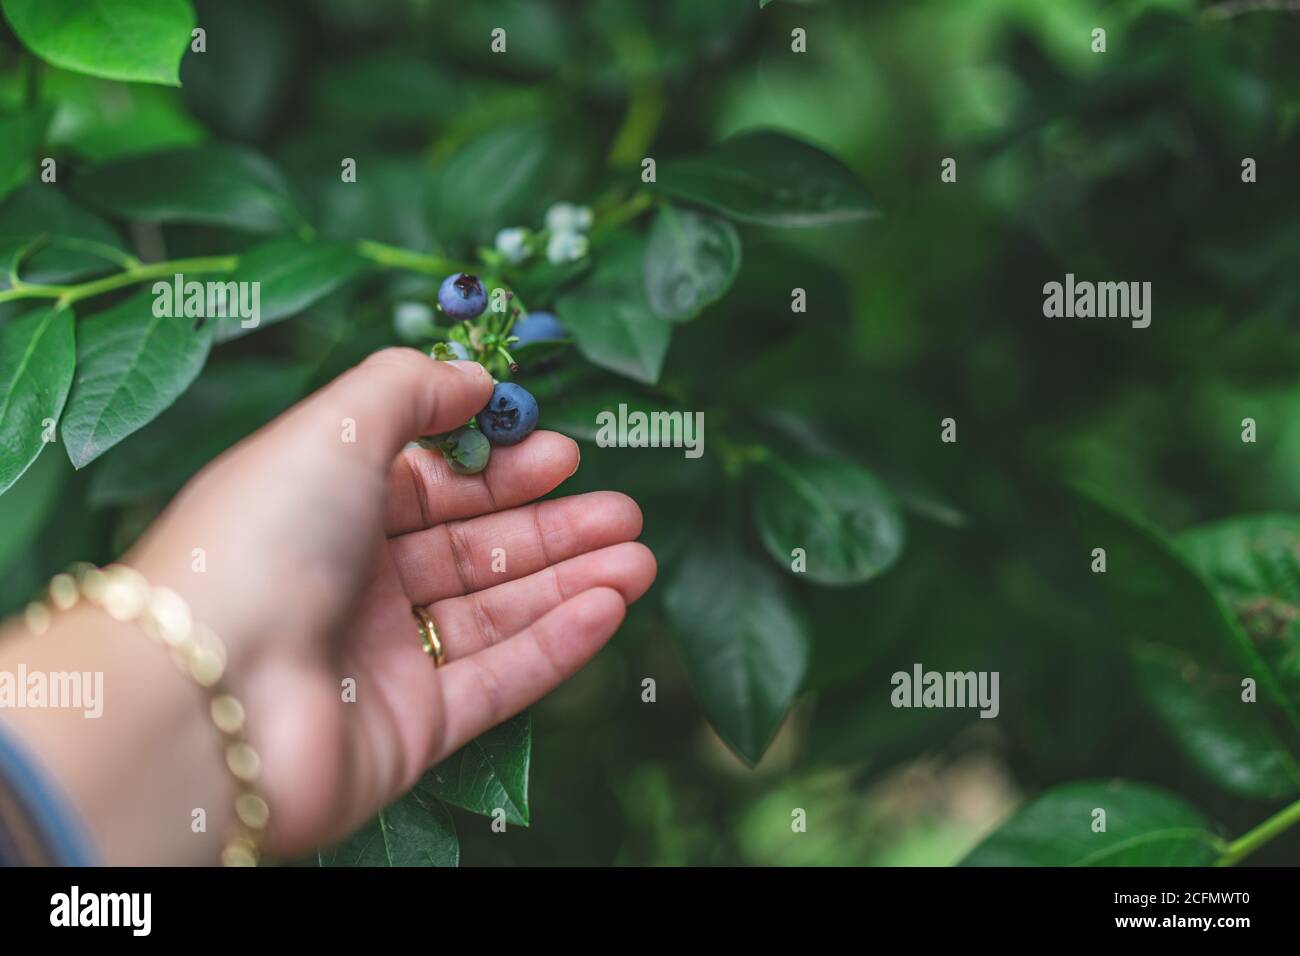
[494, 227, 530, 264]
[546, 230, 589, 264]
[544, 202, 592, 234]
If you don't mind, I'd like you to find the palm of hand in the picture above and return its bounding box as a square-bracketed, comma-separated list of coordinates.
[132, 352, 655, 856]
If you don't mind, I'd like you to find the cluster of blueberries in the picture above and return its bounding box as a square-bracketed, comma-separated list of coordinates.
[423, 273, 568, 475]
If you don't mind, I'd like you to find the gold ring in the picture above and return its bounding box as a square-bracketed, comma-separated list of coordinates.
[412, 606, 445, 667]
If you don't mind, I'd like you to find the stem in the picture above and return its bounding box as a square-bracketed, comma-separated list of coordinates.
[60, 256, 237, 307]
[0, 255, 238, 307]
[590, 191, 655, 242]
[0, 238, 476, 311]
[1216, 795, 1300, 866]
[607, 28, 664, 167]
[356, 240, 471, 277]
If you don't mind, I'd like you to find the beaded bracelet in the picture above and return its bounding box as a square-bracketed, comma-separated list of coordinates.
[24, 563, 269, 867]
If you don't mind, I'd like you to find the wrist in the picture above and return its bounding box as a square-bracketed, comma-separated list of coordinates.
[0, 603, 236, 864]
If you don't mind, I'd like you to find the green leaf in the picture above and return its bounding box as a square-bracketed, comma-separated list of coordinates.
[318, 786, 459, 867]
[1177, 515, 1300, 707]
[0, 305, 74, 494]
[180, 0, 295, 141]
[73, 145, 303, 233]
[0, 184, 126, 289]
[90, 358, 307, 506]
[656, 131, 878, 228]
[557, 235, 671, 385]
[643, 205, 741, 322]
[754, 455, 905, 586]
[1073, 488, 1300, 797]
[2, 0, 195, 86]
[510, 336, 571, 371]
[0, 431, 66, 566]
[430, 121, 582, 244]
[1130, 641, 1300, 798]
[538, 385, 665, 443]
[217, 238, 368, 342]
[663, 537, 810, 764]
[0, 107, 52, 205]
[44, 68, 204, 161]
[961, 780, 1222, 866]
[61, 290, 212, 469]
[311, 158, 437, 249]
[423, 712, 531, 826]
[315, 54, 462, 129]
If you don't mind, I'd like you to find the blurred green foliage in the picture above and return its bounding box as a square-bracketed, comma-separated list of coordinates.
[4, 0, 1300, 865]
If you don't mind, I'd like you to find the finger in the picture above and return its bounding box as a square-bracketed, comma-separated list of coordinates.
[276, 348, 493, 476]
[391, 490, 643, 605]
[384, 431, 580, 535]
[426, 541, 656, 661]
[432, 588, 627, 760]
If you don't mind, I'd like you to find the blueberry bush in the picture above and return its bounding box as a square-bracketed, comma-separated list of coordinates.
[3, 0, 1300, 866]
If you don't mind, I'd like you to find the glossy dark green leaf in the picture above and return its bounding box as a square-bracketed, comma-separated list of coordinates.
[643, 205, 741, 322]
[1073, 488, 1300, 797]
[557, 235, 671, 385]
[1130, 641, 1300, 798]
[510, 337, 571, 371]
[181, 0, 295, 140]
[538, 385, 666, 444]
[2, 0, 195, 86]
[754, 455, 905, 586]
[315, 54, 462, 128]
[430, 122, 582, 244]
[217, 238, 368, 341]
[311, 158, 438, 250]
[1177, 515, 1300, 706]
[0, 185, 126, 289]
[62, 290, 212, 469]
[90, 358, 308, 506]
[318, 786, 458, 867]
[663, 537, 810, 764]
[74, 145, 304, 233]
[0, 305, 74, 494]
[0, 107, 52, 204]
[962, 780, 1222, 866]
[423, 712, 531, 826]
[656, 131, 878, 228]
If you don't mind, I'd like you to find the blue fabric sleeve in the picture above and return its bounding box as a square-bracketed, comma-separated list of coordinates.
[0, 721, 99, 866]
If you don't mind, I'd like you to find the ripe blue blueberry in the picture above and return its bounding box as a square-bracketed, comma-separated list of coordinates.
[438, 426, 491, 475]
[511, 311, 567, 346]
[438, 273, 487, 319]
[476, 382, 539, 446]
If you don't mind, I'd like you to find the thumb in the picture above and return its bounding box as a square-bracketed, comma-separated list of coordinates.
[295, 347, 493, 473]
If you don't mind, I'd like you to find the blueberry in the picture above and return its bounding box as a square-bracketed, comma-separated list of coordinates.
[438, 273, 487, 320]
[475, 382, 539, 446]
[437, 426, 491, 475]
[511, 311, 567, 346]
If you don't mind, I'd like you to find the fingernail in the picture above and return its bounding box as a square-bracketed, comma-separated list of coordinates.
[446, 360, 485, 377]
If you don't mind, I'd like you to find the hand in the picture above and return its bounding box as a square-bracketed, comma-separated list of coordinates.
[1, 349, 655, 863]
